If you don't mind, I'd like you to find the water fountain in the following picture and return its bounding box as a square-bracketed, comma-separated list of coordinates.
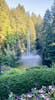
[27, 30, 30, 55]
[21, 30, 42, 67]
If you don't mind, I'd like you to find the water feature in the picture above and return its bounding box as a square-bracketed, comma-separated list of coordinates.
[21, 30, 42, 67]
[27, 30, 30, 55]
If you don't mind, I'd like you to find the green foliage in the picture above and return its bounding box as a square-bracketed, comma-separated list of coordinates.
[1, 48, 21, 68]
[8, 92, 15, 100]
[0, 67, 55, 99]
[4, 33, 19, 47]
[0, 33, 21, 68]
[3, 53, 20, 67]
[0, 53, 4, 66]
[37, 0, 55, 62]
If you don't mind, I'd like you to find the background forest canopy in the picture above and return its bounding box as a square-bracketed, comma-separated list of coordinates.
[0, 0, 55, 67]
[0, 0, 42, 51]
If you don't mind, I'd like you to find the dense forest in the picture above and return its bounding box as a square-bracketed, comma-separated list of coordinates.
[0, 0, 55, 67]
[0, 0, 42, 50]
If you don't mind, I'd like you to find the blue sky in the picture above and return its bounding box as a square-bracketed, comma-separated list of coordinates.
[5, 0, 54, 17]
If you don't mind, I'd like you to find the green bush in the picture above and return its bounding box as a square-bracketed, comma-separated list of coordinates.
[0, 67, 55, 99]
[0, 33, 21, 68]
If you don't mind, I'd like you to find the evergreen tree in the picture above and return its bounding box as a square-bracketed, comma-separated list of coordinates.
[48, 0, 55, 62]
[40, 9, 51, 48]
[51, 0, 55, 33]
[44, 9, 51, 24]
[40, 1, 55, 62]
[40, 9, 52, 60]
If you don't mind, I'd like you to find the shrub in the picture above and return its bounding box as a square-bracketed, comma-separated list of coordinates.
[0, 67, 55, 99]
[0, 33, 21, 68]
